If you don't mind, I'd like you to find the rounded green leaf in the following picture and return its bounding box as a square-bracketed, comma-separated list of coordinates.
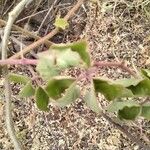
[71, 40, 91, 67]
[107, 100, 139, 113]
[51, 40, 91, 67]
[19, 82, 35, 97]
[93, 78, 133, 101]
[45, 77, 75, 99]
[55, 82, 80, 107]
[55, 48, 81, 68]
[118, 106, 141, 120]
[115, 78, 143, 87]
[35, 87, 49, 111]
[36, 56, 59, 80]
[8, 73, 30, 84]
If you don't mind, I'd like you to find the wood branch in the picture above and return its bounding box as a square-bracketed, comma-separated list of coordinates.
[0, 18, 53, 47]
[9, 0, 85, 59]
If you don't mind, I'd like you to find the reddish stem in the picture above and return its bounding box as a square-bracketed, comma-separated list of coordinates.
[93, 61, 137, 77]
[0, 58, 137, 78]
[0, 58, 37, 65]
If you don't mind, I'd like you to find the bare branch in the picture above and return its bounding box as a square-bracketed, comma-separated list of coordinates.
[37, 0, 58, 33]
[0, 18, 53, 47]
[9, 0, 85, 59]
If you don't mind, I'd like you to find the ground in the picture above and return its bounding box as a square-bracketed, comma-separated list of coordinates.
[0, 0, 150, 150]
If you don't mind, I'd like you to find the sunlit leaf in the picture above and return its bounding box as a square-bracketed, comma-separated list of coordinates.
[36, 56, 59, 80]
[51, 39, 91, 67]
[93, 78, 133, 101]
[45, 77, 75, 99]
[141, 104, 150, 120]
[54, 17, 69, 29]
[55, 48, 81, 68]
[84, 82, 101, 113]
[8, 73, 30, 84]
[19, 82, 35, 97]
[107, 100, 139, 113]
[118, 106, 141, 120]
[35, 87, 49, 111]
[55, 82, 80, 107]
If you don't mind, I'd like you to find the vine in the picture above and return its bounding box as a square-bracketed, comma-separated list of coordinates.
[1, 0, 150, 149]
[5, 39, 150, 121]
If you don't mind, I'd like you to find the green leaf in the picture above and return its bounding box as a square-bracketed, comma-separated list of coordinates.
[84, 82, 101, 113]
[55, 48, 81, 68]
[45, 77, 75, 99]
[118, 106, 141, 120]
[19, 82, 35, 97]
[36, 56, 59, 80]
[8, 73, 30, 84]
[93, 78, 133, 101]
[128, 79, 150, 96]
[116, 76, 150, 97]
[71, 40, 91, 67]
[54, 17, 69, 29]
[107, 100, 139, 113]
[141, 104, 150, 120]
[55, 82, 80, 107]
[115, 78, 143, 87]
[51, 40, 91, 67]
[35, 87, 49, 111]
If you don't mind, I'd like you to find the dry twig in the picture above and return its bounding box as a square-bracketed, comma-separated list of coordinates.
[0, 18, 53, 47]
[1, 0, 34, 149]
[10, 0, 85, 59]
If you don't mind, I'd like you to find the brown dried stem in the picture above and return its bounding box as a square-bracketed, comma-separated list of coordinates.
[9, 0, 85, 59]
[0, 18, 53, 47]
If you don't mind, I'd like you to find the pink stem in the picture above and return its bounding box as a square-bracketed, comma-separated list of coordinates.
[0, 58, 38, 65]
[93, 61, 137, 77]
[0, 58, 137, 77]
